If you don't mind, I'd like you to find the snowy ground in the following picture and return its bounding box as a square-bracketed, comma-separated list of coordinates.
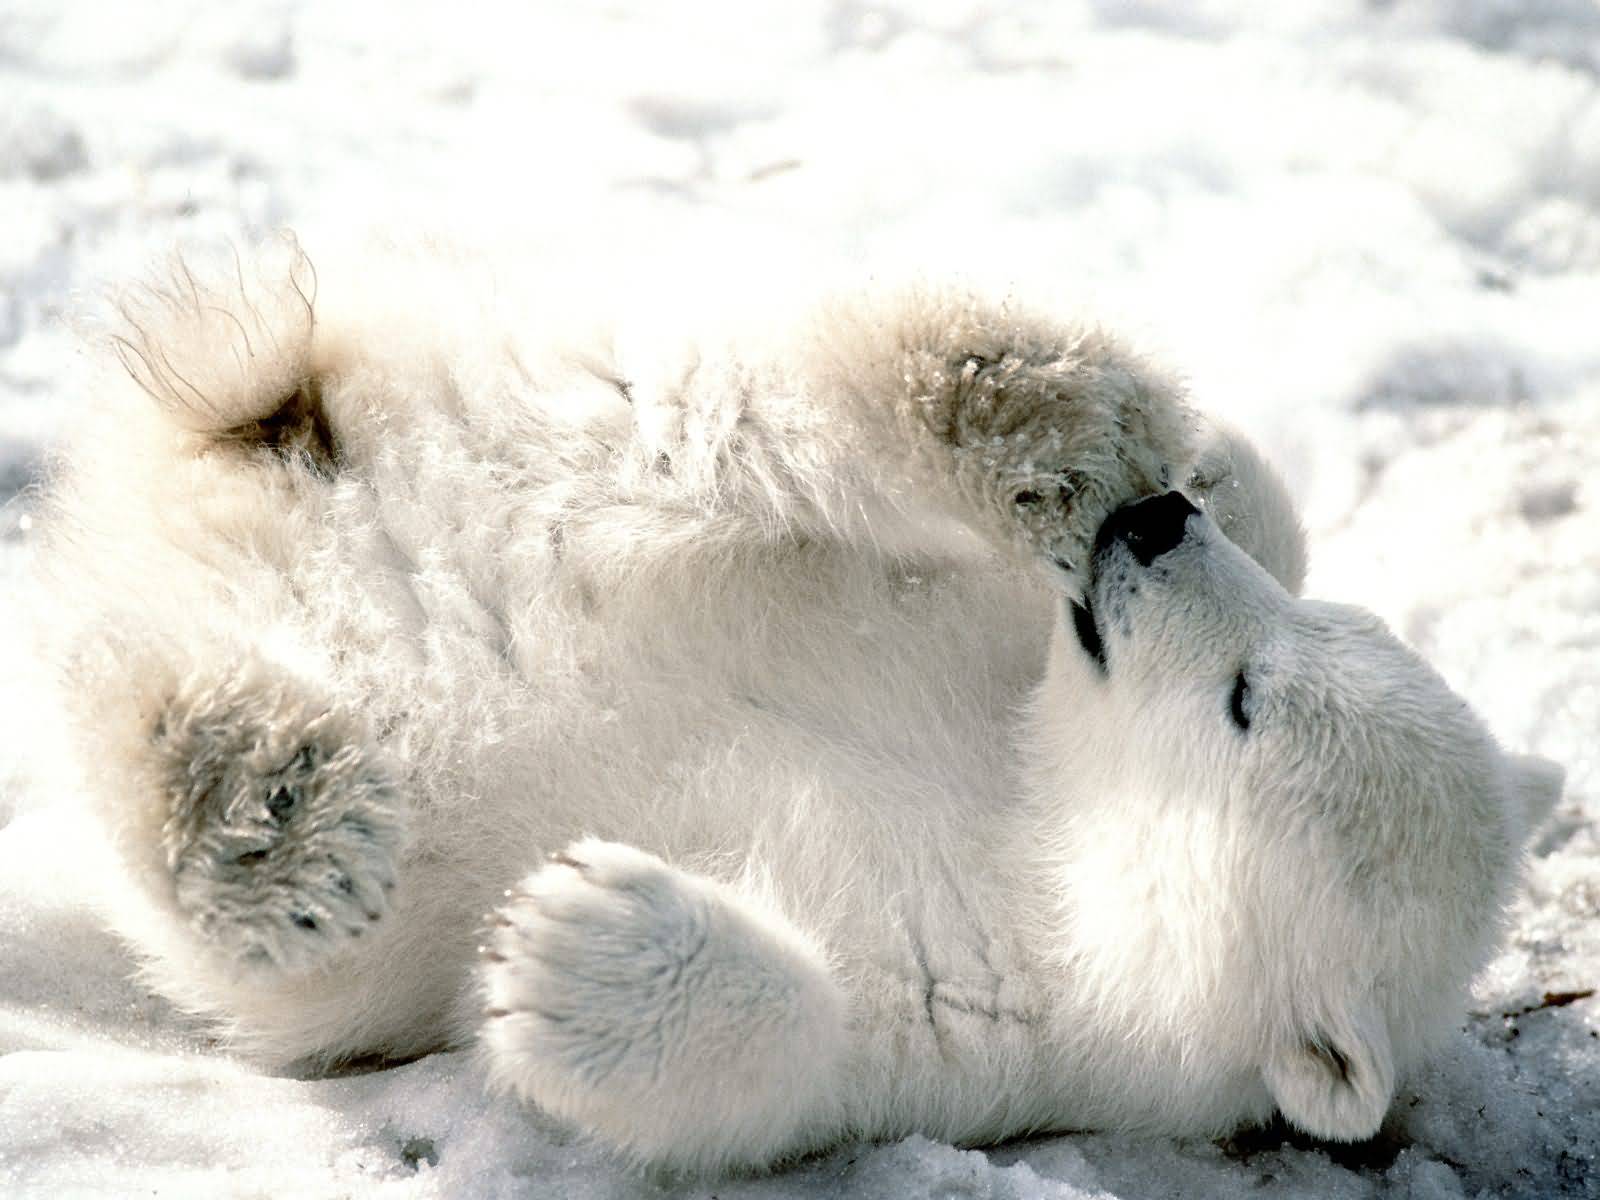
[2, 1, 1598, 1196]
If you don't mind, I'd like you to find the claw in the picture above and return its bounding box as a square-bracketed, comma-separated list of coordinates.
[265, 785, 297, 824]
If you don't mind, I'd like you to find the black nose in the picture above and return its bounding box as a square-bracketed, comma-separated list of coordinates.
[1094, 490, 1199, 567]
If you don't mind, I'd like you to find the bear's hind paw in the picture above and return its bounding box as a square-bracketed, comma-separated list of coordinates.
[479, 839, 847, 1171]
[154, 672, 406, 973]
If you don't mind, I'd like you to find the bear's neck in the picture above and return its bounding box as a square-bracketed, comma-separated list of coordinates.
[1006, 623, 1266, 1058]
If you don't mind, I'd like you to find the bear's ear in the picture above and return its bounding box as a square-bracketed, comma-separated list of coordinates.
[1263, 999, 1394, 1142]
[1504, 753, 1563, 845]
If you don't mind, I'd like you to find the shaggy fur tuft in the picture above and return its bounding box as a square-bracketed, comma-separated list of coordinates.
[108, 233, 335, 468]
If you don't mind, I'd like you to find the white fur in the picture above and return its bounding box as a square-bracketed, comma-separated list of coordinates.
[27, 239, 1559, 1173]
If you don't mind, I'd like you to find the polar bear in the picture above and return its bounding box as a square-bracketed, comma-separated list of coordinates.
[29, 238, 1560, 1174]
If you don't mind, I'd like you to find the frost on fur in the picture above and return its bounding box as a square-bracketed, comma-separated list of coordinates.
[29, 239, 1560, 1175]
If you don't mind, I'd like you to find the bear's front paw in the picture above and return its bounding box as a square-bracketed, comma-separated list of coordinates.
[480, 839, 846, 1171]
[870, 302, 1194, 591]
[154, 673, 405, 973]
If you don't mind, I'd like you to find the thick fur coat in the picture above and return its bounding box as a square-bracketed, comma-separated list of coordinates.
[29, 238, 1561, 1172]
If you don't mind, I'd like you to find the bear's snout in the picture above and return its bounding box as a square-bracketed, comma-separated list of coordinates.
[1093, 490, 1199, 568]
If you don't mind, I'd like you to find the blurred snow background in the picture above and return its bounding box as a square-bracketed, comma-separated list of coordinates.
[1, 0, 1598, 1196]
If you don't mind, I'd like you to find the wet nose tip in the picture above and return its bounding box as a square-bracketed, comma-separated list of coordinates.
[1095, 490, 1200, 566]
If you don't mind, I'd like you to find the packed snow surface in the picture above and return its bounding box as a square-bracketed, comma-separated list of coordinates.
[2, 1, 1598, 1196]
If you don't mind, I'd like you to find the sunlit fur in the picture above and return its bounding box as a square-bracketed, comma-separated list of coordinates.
[28, 238, 1560, 1173]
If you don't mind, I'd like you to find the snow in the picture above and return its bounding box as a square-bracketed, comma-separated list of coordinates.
[1, 0, 1597, 1195]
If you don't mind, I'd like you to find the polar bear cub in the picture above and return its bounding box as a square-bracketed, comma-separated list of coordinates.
[30, 239, 1559, 1173]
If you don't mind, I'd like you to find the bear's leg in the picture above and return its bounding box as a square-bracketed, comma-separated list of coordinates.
[479, 839, 848, 1172]
[130, 657, 407, 975]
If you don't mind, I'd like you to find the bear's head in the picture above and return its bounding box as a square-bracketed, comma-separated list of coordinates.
[1031, 486, 1561, 1143]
